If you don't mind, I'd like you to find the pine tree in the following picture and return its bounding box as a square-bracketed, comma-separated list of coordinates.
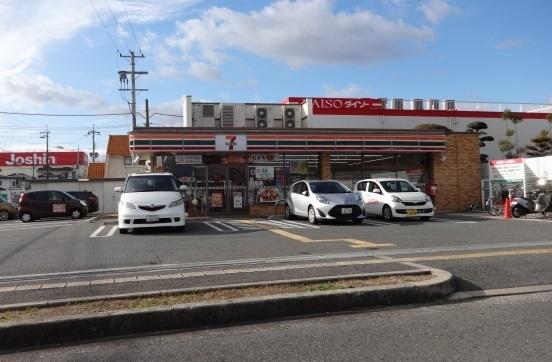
[525, 129, 552, 157]
[466, 121, 494, 163]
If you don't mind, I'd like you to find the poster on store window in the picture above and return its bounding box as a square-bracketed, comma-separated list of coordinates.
[258, 188, 280, 203]
[255, 166, 274, 180]
[233, 193, 243, 208]
[211, 193, 223, 208]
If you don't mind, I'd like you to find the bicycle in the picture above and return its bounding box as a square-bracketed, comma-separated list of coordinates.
[486, 196, 503, 216]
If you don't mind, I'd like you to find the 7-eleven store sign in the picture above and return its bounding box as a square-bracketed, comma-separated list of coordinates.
[215, 135, 247, 151]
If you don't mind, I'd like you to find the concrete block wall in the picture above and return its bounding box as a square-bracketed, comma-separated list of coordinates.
[431, 133, 481, 211]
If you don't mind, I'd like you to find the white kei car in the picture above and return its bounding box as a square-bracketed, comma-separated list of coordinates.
[115, 172, 186, 234]
[354, 178, 434, 222]
[285, 180, 364, 224]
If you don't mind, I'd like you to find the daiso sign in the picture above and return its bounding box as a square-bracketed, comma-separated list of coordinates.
[0, 152, 87, 167]
[312, 97, 383, 115]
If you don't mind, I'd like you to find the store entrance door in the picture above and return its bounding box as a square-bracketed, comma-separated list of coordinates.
[207, 165, 248, 214]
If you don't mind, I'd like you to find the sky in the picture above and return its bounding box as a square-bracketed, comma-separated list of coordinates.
[0, 0, 551, 159]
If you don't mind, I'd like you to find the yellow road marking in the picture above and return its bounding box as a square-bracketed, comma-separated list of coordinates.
[267, 227, 393, 249]
[398, 248, 552, 263]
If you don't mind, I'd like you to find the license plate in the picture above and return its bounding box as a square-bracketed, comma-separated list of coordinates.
[407, 209, 417, 216]
[342, 208, 352, 214]
[146, 215, 159, 223]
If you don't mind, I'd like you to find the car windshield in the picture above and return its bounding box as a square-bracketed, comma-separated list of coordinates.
[309, 181, 351, 194]
[379, 180, 417, 193]
[125, 176, 178, 193]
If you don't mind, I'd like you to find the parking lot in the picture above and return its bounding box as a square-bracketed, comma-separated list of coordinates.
[2, 212, 552, 305]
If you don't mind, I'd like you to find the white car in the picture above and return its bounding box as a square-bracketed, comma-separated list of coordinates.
[115, 172, 186, 234]
[285, 180, 364, 224]
[354, 178, 434, 222]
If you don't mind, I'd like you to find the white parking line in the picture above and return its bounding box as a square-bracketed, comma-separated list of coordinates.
[89, 226, 106, 238]
[0, 222, 75, 232]
[265, 219, 309, 229]
[203, 221, 225, 232]
[214, 221, 239, 232]
[256, 220, 294, 228]
[363, 219, 392, 226]
[274, 219, 321, 229]
[105, 225, 118, 237]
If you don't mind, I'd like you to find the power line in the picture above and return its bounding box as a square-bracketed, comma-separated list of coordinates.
[0, 111, 131, 117]
[88, 0, 120, 54]
[105, 0, 131, 52]
[120, 0, 143, 54]
[151, 112, 183, 118]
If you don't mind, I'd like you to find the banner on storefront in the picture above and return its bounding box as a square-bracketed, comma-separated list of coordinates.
[255, 166, 274, 180]
[215, 135, 247, 151]
[312, 97, 383, 115]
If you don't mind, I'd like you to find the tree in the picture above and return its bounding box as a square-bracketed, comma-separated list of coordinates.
[502, 109, 524, 156]
[498, 139, 515, 158]
[466, 121, 494, 163]
[415, 124, 452, 132]
[546, 114, 552, 135]
[525, 129, 552, 157]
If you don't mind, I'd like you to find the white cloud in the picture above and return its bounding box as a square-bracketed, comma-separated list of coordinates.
[0, 73, 108, 110]
[187, 62, 222, 81]
[496, 37, 523, 50]
[0, 0, 197, 110]
[168, 0, 433, 70]
[322, 84, 366, 97]
[419, 0, 453, 24]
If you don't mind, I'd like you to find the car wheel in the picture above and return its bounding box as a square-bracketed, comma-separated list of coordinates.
[285, 204, 295, 220]
[512, 206, 522, 218]
[20, 212, 33, 223]
[119, 228, 129, 234]
[0, 210, 9, 221]
[308, 206, 318, 224]
[421, 216, 431, 221]
[71, 209, 82, 219]
[352, 218, 363, 224]
[382, 205, 393, 222]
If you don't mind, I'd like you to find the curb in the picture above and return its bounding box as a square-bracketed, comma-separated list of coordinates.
[0, 268, 454, 350]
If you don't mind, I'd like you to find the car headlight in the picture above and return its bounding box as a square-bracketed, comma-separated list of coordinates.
[391, 196, 403, 203]
[425, 195, 431, 203]
[168, 198, 183, 208]
[80, 200, 87, 207]
[316, 195, 331, 204]
[122, 201, 136, 209]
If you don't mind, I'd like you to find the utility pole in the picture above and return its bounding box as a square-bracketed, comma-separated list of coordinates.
[40, 126, 50, 181]
[86, 124, 100, 163]
[118, 51, 148, 129]
[145, 98, 150, 128]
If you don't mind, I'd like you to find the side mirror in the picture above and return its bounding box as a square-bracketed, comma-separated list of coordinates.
[179, 185, 188, 191]
[301, 190, 309, 196]
[373, 188, 382, 194]
[114, 187, 123, 193]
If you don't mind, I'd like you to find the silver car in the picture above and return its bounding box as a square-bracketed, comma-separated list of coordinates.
[285, 180, 364, 224]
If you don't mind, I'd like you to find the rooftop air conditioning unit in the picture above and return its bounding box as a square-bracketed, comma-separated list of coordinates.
[284, 108, 296, 128]
[429, 99, 440, 110]
[221, 104, 234, 127]
[256, 107, 268, 128]
[445, 99, 456, 110]
[393, 98, 403, 110]
[413, 99, 424, 110]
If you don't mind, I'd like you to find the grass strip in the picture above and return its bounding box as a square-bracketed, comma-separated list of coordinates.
[0, 274, 431, 323]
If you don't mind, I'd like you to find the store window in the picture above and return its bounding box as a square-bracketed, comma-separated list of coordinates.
[248, 163, 285, 206]
[395, 153, 428, 189]
[330, 154, 363, 189]
[285, 154, 319, 184]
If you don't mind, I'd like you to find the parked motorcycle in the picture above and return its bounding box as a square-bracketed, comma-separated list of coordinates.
[511, 190, 552, 218]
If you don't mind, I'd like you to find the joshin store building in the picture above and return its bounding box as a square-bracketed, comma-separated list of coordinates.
[128, 96, 551, 216]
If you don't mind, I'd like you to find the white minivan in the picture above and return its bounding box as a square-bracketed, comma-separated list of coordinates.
[115, 172, 186, 234]
[354, 178, 434, 222]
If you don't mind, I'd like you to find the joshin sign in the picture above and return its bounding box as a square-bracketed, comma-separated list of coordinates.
[215, 135, 247, 151]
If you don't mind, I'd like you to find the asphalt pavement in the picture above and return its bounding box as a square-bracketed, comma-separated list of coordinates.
[1, 213, 552, 304]
[5, 289, 552, 361]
